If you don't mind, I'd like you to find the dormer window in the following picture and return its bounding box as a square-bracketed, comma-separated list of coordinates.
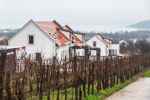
[28, 35, 34, 44]
[93, 41, 96, 47]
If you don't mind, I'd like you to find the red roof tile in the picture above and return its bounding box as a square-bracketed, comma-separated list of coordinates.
[35, 20, 70, 46]
[63, 25, 83, 46]
[36, 21, 52, 33]
[50, 30, 70, 46]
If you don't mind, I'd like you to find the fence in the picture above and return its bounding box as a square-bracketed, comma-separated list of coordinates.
[0, 53, 150, 100]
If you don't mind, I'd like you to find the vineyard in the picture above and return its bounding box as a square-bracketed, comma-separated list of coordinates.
[0, 50, 149, 100]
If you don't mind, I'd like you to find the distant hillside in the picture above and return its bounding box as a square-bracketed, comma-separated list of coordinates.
[1, 28, 150, 43]
[103, 30, 150, 43]
[0, 29, 18, 38]
[83, 30, 150, 43]
[129, 20, 150, 29]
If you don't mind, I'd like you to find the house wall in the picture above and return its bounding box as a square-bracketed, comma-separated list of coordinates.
[109, 44, 120, 56]
[75, 49, 85, 56]
[8, 21, 56, 59]
[86, 36, 108, 56]
[57, 44, 85, 60]
[56, 44, 70, 60]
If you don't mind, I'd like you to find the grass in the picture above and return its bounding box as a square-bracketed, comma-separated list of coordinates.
[85, 75, 140, 100]
[28, 74, 141, 100]
[85, 80, 131, 100]
[86, 69, 150, 100]
[144, 70, 150, 77]
[28, 79, 136, 100]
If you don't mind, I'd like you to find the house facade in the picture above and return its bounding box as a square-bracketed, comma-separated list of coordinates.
[9, 20, 58, 59]
[108, 44, 120, 56]
[8, 19, 82, 59]
[8, 19, 119, 59]
[86, 34, 109, 56]
[86, 34, 120, 56]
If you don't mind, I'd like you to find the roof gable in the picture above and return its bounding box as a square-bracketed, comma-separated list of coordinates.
[9, 19, 55, 43]
[86, 34, 109, 46]
[63, 25, 73, 32]
[96, 35, 109, 45]
[52, 20, 62, 29]
[62, 25, 83, 46]
[10, 19, 82, 47]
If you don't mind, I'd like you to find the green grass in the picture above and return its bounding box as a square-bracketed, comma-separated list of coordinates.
[28, 76, 139, 100]
[28, 79, 134, 100]
[144, 70, 150, 77]
[86, 70, 146, 100]
[85, 95, 100, 100]
[85, 79, 135, 100]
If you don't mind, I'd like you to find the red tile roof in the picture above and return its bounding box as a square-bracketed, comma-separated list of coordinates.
[63, 25, 83, 46]
[35, 20, 70, 46]
[50, 29, 70, 46]
[36, 20, 83, 47]
[36, 21, 52, 33]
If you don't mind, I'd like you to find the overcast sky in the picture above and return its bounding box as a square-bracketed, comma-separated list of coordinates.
[0, 0, 150, 31]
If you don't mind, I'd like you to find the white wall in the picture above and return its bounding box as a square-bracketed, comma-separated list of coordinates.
[86, 36, 108, 56]
[57, 43, 85, 60]
[109, 44, 120, 56]
[75, 49, 85, 56]
[9, 21, 56, 59]
[56, 45, 70, 60]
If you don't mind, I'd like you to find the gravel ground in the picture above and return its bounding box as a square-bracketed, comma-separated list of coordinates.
[105, 78, 150, 100]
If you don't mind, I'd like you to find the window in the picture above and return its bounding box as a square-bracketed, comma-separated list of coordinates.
[93, 41, 96, 47]
[35, 52, 41, 61]
[28, 35, 34, 44]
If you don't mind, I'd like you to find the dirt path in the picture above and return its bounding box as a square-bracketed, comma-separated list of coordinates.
[105, 78, 150, 100]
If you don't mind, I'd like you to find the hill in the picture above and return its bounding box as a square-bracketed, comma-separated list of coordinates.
[0, 29, 18, 38]
[103, 30, 150, 42]
[129, 20, 150, 29]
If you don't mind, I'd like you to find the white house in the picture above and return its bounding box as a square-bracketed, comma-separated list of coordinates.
[8, 20, 57, 59]
[108, 44, 120, 56]
[8, 19, 120, 59]
[86, 34, 120, 56]
[8, 19, 83, 59]
[86, 34, 109, 56]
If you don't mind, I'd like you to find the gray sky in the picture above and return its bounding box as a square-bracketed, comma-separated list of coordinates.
[0, 0, 150, 31]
